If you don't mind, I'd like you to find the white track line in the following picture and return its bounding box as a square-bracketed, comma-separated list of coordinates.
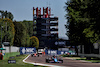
[23, 54, 65, 67]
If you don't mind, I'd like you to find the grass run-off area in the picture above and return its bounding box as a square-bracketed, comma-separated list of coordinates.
[76, 57, 100, 63]
[3, 52, 20, 59]
[0, 52, 46, 67]
[61, 54, 100, 63]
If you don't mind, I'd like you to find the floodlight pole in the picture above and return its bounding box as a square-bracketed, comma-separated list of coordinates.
[1, 26, 3, 53]
[1, 26, 2, 48]
[5, 22, 7, 42]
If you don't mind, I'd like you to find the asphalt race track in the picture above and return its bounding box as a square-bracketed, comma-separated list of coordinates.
[25, 55, 100, 67]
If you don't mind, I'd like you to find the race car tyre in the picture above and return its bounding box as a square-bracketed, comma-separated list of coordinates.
[61, 60, 63, 63]
[31, 54, 33, 57]
[46, 59, 49, 63]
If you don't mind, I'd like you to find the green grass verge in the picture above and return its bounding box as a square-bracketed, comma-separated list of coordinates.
[61, 54, 79, 57]
[76, 58, 100, 63]
[0, 53, 46, 67]
[3, 52, 20, 59]
[61, 54, 100, 63]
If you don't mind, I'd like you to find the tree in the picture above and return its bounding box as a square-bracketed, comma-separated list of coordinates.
[7, 12, 14, 20]
[81, 0, 100, 44]
[65, 0, 90, 45]
[30, 36, 39, 49]
[0, 10, 4, 18]
[65, 0, 100, 54]
[0, 10, 14, 20]
[4, 10, 8, 18]
[0, 18, 15, 52]
[0, 18, 15, 45]
[22, 20, 33, 36]
[13, 21, 30, 47]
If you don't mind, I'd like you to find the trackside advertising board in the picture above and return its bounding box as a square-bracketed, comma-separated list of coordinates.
[45, 50, 76, 55]
[20, 47, 36, 55]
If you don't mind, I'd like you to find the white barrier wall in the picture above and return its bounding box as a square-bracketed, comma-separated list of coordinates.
[2, 45, 19, 53]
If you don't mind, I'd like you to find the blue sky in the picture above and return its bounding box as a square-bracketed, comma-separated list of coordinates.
[0, 0, 68, 39]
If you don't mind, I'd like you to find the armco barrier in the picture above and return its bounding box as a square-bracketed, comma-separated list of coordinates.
[20, 47, 36, 55]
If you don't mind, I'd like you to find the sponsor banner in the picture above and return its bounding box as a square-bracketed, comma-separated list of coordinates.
[45, 50, 76, 55]
[55, 41, 66, 46]
[57, 51, 71, 55]
[8, 60, 16, 64]
[20, 47, 36, 55]
[57, 51, 69, 55]
[47, 50, 57, 55]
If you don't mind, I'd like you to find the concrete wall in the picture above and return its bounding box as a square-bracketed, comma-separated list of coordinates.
[2, 45, 19, 53]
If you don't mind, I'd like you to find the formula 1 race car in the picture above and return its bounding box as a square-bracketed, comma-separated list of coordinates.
[46, 56, 63, 63]
[31, 53, 39, 57]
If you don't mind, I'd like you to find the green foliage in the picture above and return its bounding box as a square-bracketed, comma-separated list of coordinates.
[0, 18, 15, 46]
[13, 20, 36, 47]
[13, 22, 30, 47]
[0, 10, 14, 20]
[30, 36, 39, 49]
[0, 11, 36, 47]
[83, 25, 99, 43]
[0, 11, 37, 48]
[22, 20, 33, 37]
[65, 0, 100, 45]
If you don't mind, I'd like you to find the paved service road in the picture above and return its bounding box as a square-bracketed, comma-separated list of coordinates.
[25, 55, 100, 67]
